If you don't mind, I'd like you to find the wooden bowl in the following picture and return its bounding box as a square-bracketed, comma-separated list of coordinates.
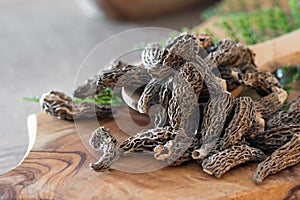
[94, 0, 205, 20]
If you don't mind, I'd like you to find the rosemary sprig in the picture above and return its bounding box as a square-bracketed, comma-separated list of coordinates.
[21, 88, 124, 105]
[73, 88, 123, 105]
[20, 96, 40, 103]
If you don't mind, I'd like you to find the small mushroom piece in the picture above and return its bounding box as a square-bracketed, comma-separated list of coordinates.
[218, 66, 243, 92]
[241, 71, 281, 96]
[162, 33, 207, 65]
[253, 132, 300, 184]
[195, 33, 215, 53]
[207, 38, 238, 66]
[119, 126, 176, 156]
[40, 91, 73, 120]
[202, 144, 265, 178]
[96, 64, 151, 90]
[266, 95, 300, 128]
[73, 60, 129, 98]
[254, 87, 287, 118]
[40, 91, 112, 121]
[192, 91, 235, 160]
[72, 75, 99, 99]
[89, 126, 119, 172]
[154, 129, 198, 165]
[205, 39, 257, 74]
[250, 125, 300, 153]
[220, 97, 256, 149]
[141, 42, 163, 68]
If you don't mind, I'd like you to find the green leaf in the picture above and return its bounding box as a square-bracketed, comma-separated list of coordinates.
[22, 87, 124, 106]
[20, 96, 40, 102]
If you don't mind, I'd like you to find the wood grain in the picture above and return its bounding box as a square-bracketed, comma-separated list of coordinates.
[0, 105, 300, 199]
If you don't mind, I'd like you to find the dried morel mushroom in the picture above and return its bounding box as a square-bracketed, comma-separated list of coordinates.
[120, 126, 176, 156]
[266, 94, 300, 128]
[220, 97, 256, 149]
[192, 91, 234, 160]
[153, 129, 198, 165]
[96, 63, 151, 90]
[254, 87, 287, 118]
[40, 91, 112, 121]
[254, 132, 300, 184]
[241, 71, 281, 96]
[141, 42, 163, 68]
[249, 125, 300, 153]
[89, 126, 120, 172]
[167, 62, 204, 135]
[202, 144, 265, 178]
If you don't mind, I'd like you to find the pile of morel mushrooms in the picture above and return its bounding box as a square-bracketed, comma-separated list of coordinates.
[40, 33, 300, 184]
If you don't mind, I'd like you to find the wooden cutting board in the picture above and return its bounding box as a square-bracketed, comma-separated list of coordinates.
[1, 103, 300, 199]
[1, 30, 300, 200]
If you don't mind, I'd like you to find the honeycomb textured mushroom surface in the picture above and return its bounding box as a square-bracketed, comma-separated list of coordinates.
[39, 32, 300, 184]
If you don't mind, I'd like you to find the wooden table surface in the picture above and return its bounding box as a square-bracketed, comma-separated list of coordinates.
[0, 105, 300, 199]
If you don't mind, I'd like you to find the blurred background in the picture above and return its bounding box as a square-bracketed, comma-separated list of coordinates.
[1, 0, 299, 175]
[0, 0, 219, 175]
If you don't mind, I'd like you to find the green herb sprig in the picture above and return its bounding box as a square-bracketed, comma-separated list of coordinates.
[20, 96, 40, 103]
[73, 88, 123, 105]
[21, 88, 123, 105]
[202, 0, 300, 45]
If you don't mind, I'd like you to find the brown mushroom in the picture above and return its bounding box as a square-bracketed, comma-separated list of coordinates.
[202, 144, 265, 178]
[40, 91, 112, 121]
[120, 126, 176, 156]
[250, 125, 300, 153]
[220, 97, 256, 149]
[254, 132, 300, 184]
[192, 91, 235, 160]
[89, 126, 119, 172]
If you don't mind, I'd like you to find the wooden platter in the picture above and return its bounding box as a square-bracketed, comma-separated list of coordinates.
[1, 30, 300, 200]
[0, 102, 300, 199]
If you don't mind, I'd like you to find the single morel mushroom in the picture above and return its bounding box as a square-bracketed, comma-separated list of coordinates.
[249, 125, 300, 153]
[254, 132, 300, 184]
[202, 144, 265, 178]
[241, 71, 281, 96]
[89, 126, 120, 172]
[266, 94, 300, 128]
[220, 96, 256, 149]
[120, 126, 176, 156]
[254, 87, 287, 118]
[40, 91, 112, 121]
[192, 91, 234, 160]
